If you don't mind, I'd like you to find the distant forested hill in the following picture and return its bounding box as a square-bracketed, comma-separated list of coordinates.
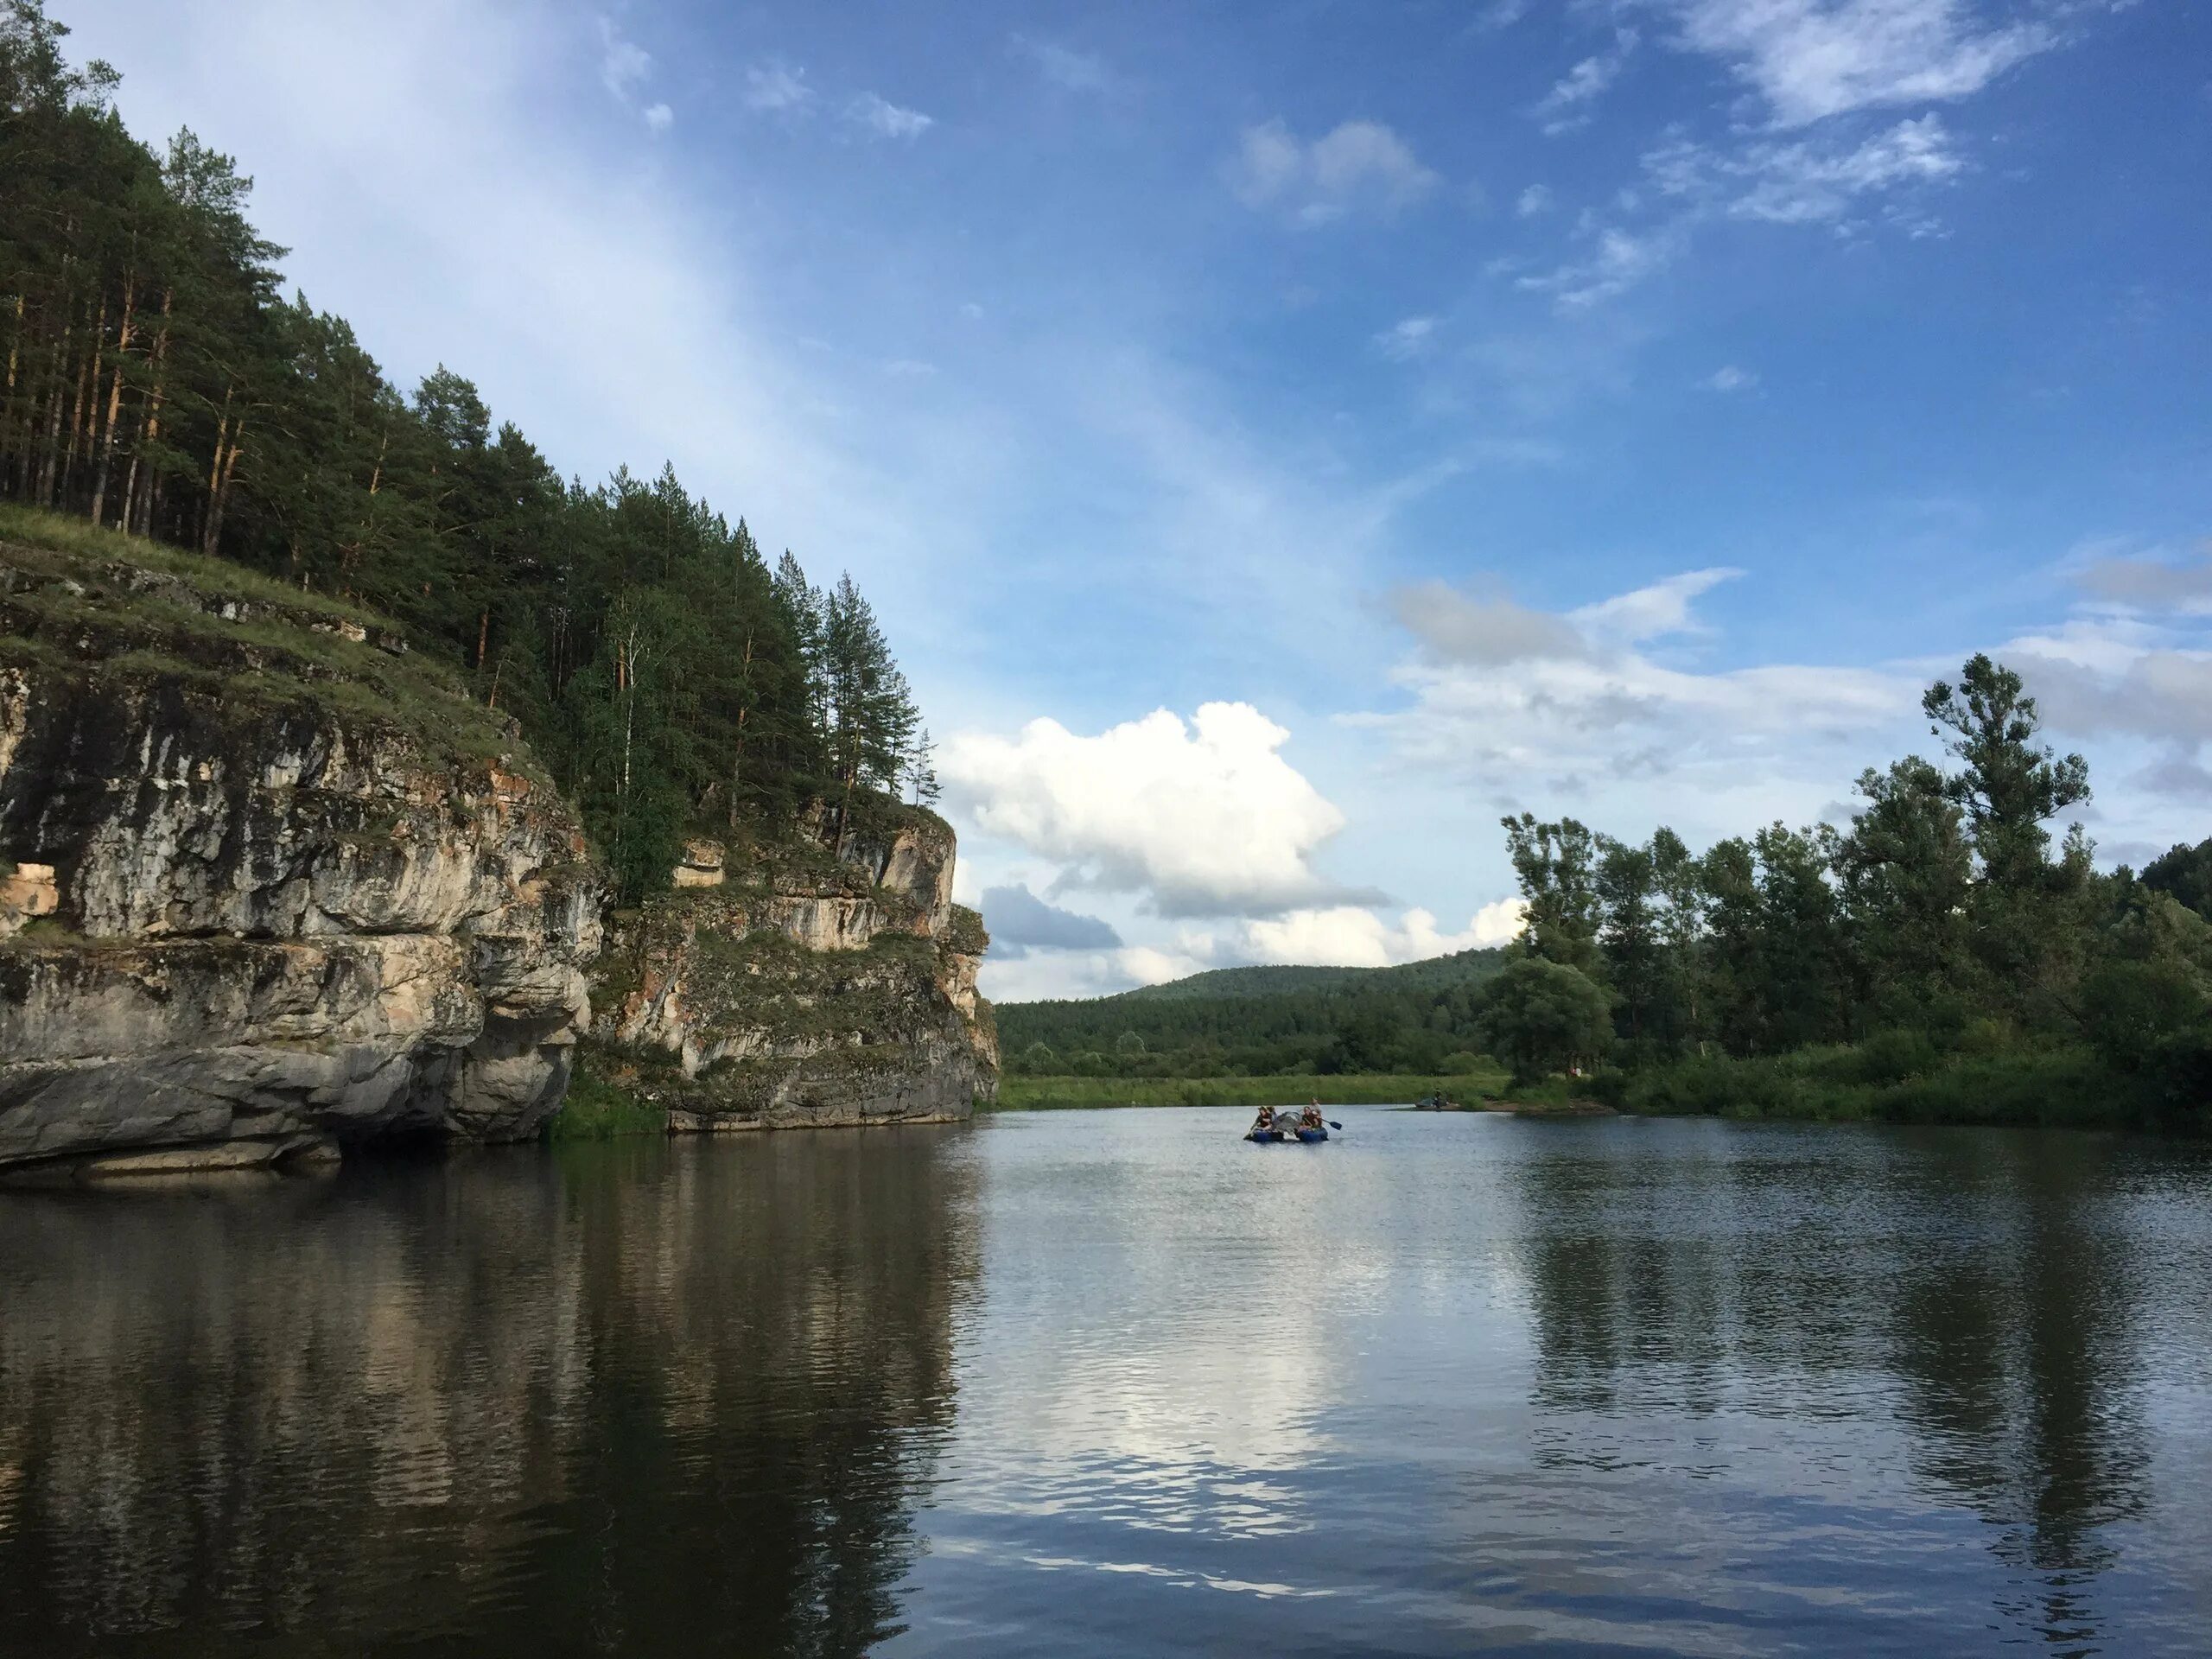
[1117, 950, 1507, 1002]
[996, 949, 1509, 1076]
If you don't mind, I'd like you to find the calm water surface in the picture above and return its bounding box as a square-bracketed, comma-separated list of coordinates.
[2, 1109, 2209, 1656]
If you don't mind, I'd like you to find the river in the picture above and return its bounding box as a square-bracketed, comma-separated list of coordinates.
[2, 1108, 2207, 1656]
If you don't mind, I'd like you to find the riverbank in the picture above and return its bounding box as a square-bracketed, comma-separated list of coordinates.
[988, 1070, 1508, 1110]
[1611, 1040, 2181, 1131]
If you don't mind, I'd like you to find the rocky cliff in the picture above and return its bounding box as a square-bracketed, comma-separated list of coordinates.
[593, 801, 998, 1130]
[0, 531, 601, 1176]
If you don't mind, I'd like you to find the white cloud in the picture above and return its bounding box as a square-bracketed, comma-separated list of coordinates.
[1704, 364, 1758, 391]
[1376, 315, 1439, 360]
[596, 15, 651, 102]
[1517, 225, 1684, 309]
[942, 702, 1362, 918]
[1718, 115, 1964, 223]
[1524, 115, 1963, 308]
[1242, 901, 1526, 967]
[1226, 118, 1440, 226]
[1516, 183, 1554, 217]
[1353, 568, 1920, 831]
[1533, 29, 1639, 134]
[1659, 0, 2055, 128]
[742, 59, 812, 114]
[883, 357, 938, 378]
[847, 91, 934, 140]
[1011, 35, 1116, 94]
[643, 101, 672, 134]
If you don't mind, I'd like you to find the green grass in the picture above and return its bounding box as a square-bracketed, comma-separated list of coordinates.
[1616, 1040, 2168, 1130]
[0, 505, 533, 771]
[544, 1055, 669, 1141]
[0, 504, 378, 626]
[988, 1067, 1510, 1111]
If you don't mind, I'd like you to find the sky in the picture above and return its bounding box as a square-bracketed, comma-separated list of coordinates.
[63, 0, 2212, 1001]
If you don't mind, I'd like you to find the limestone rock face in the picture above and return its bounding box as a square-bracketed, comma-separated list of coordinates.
[0, 538, 601, 1176]
[596, 802, 996, 1130]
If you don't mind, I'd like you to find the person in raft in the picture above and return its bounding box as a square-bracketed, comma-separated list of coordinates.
[1252, 1107, 1278, 1137]
[1300, 1101, 1325, 1130]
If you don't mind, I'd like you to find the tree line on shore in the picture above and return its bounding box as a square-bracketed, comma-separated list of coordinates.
[1004, 654, 2209, 1129]
[1, 3, 935, 900]
[1475, 654, 2211, 1125]
[998, 950, 1510, 1079]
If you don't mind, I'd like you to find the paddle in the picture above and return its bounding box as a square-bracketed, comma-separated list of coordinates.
[1328, 1121, 1343, 1130]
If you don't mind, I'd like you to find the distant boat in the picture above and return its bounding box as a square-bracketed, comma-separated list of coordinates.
[1246, 1121, 1331, 1143]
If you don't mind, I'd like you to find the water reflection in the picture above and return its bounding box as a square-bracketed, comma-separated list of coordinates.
[0, 1128, 976, 1657]
[3, 1112, 2208, 1656]
[1508, 1124, 2181, 1652]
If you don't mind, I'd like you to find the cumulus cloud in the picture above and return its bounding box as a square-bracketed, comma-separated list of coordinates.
[980, 885, 1122, 961]
[942, 702, 1363, 918]
[2076, 546, 2212, 613]
[1226, 118, 1440, 226]
[1533, 29, 1639, 134]
[1376, 315, 1439, 360]
[643, 101, 672, 134]
[1657, 0, 2055, 128]
[743, 58, 812, 113]
[1241, 901, 1527, 967]
[1999, 618, 2212, 746]
[1516, 183, 1554, 217]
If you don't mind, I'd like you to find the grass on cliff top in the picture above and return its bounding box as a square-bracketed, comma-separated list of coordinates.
[990, 1069, 1510, 1110]
[0, 506, 532, 772]
[0, 505, 380, 627]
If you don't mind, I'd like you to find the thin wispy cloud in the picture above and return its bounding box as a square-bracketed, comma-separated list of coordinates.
[743, 58, 812, 113]
[1516, 183, 1554, 216]
[1011, 35, 1116, 94]
[1654, 115, 1967, 224]
[1522, 114, 1965, 310]
[596, 15, 651, 101]
[848, 90, 935, 139]
[1226, 118, 1440, 226]
[1704, 364, 1758, 391]
[1655, 0, 2056, 127]
[1376, 315, 1439, 360]
[1532, 29, 1638, 135]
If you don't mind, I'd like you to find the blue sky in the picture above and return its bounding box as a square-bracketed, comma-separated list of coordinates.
[72, 1, 2212, 997]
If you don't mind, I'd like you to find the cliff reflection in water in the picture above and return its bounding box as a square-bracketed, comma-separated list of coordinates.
[0, 1128, 977, 1657]
[1509, 1124, 2170, 1646]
